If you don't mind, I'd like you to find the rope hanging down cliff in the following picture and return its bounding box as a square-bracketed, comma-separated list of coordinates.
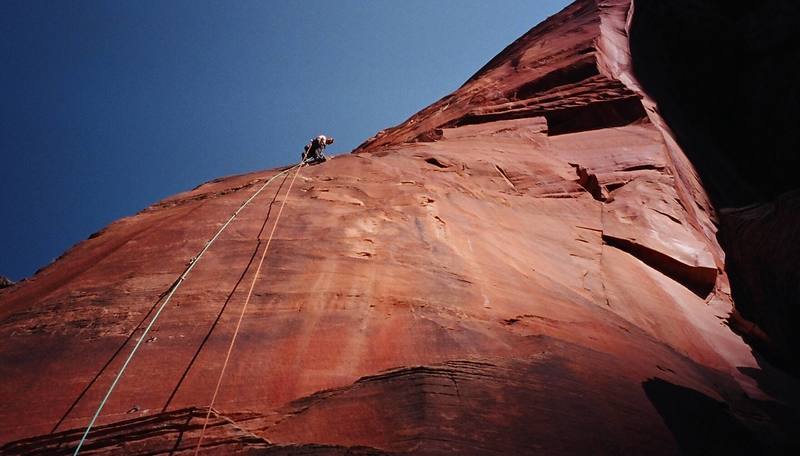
[73, 163, 303, 456]
[193, 161, 305, 454]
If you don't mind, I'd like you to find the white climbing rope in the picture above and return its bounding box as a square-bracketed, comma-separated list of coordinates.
[73, 164, 301, 455]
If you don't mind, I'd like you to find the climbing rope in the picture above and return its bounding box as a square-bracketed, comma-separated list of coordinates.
[73, 164, 301, 455]
[193, 162, 305, 454]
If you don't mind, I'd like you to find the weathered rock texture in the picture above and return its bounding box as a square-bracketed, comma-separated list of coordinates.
[1, 1, 798, 454]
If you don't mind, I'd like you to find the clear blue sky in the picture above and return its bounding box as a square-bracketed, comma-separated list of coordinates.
[0, 0, 570, 281]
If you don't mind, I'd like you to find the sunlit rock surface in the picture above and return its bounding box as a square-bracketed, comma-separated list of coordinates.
[1, 1, 797, 454]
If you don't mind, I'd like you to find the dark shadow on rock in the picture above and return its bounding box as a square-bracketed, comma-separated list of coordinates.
[629, 0, 800, 207]
[719, 190, 800, 373]
[642, 378, 761, 455]
[736, 353, 800, 453]
[738, 352, 800, 407]
[630, 0, 800, 374]
[602, 235, 717, 298]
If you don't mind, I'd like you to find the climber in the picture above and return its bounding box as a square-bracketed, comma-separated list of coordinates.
[302, 135, 334, 165]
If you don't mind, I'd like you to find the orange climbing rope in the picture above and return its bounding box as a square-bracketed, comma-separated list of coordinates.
[193, 162, 305, 454]
[72, 164, 300, 456]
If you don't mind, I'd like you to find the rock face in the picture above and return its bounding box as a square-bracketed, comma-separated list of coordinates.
[629, 0, 800, 373]
[1, 1, 797, 455]
[0, 276, 14, 289]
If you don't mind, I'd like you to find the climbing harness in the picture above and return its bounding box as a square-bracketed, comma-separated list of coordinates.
[72, 163, 302, 455]
[193, 162, 305, 454]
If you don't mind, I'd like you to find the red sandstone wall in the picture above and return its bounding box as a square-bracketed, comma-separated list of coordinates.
[1, 1, 797, 454]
